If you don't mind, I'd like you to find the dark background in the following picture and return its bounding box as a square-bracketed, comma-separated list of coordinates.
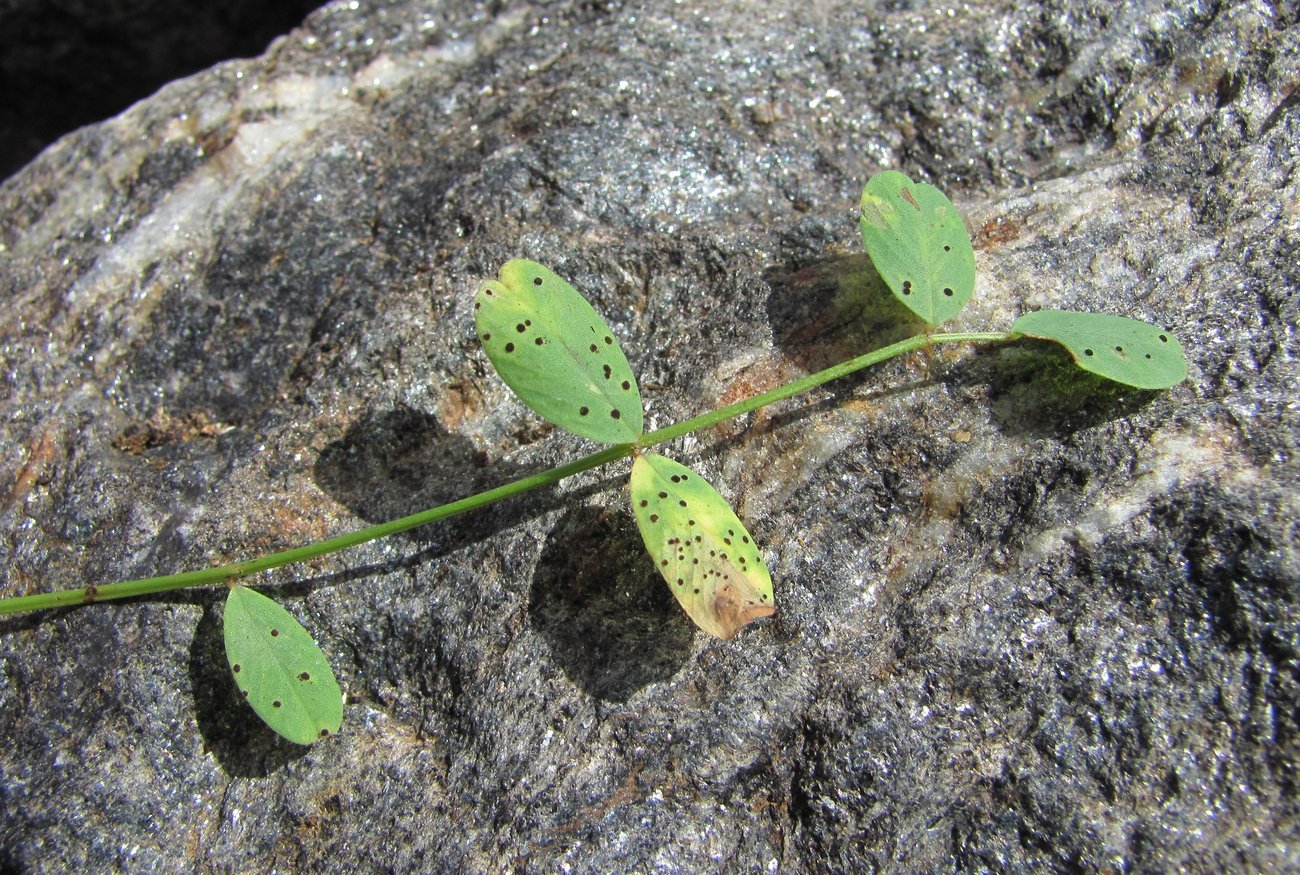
[0, 0, 324, 181]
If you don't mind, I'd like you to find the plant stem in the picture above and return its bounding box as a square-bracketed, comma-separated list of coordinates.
[639, 331, 1007, 447]
[0, 445, 631, 616]
[0, 330, 1007, 616]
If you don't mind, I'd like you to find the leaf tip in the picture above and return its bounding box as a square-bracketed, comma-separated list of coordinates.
[711, 585, 776, 640]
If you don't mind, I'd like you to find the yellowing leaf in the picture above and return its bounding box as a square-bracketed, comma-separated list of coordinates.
[630, 453, 774, 639]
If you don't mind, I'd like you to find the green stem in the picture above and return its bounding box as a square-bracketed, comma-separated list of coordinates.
[0, 445, 631, 616]
[0, 330, 1007, 616]
[639, 331, 1007, 447]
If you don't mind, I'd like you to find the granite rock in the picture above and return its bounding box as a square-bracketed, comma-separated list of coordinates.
[0, 0, 1296, 871]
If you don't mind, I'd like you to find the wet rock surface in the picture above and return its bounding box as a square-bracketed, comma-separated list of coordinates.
[0, 0, 1296, 871]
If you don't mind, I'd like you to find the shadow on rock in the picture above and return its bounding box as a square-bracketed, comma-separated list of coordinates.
[530, 505, 694, 702]
[765, 253, 927, 372]
[972, 341, 1167, 437]
[313, 404, 631, 565]
[188, 598, 308, 777]
[314, 406, 528, 546]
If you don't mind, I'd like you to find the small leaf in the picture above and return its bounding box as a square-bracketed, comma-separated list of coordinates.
[1011, 311, 1188, 389]
[859, 170, 976, 326]
[476, 259, 643, 444]
[223, 585, 343, 745]
[630, 453, 774, 640]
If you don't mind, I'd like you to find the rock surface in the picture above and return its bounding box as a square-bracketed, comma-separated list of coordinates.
[1, 0, 1296, 871]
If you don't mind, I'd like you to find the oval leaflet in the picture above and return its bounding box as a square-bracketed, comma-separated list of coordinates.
[1011, 310, 1188, 390]
[223, 585, 343, 745]
[859, 170, 976, 327]
[475, 260, 644, 444]
[630, 453, 774, 639]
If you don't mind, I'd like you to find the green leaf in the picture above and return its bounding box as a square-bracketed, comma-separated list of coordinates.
[1011, 311, 1188, 389]
[630, 453, 774, 639]
[223, 585, 343, 745]
[476, 259, 643, 444]
[859, 170, 976, 326]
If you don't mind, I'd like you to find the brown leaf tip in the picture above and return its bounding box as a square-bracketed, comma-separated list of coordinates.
[711, 585, 776, 640]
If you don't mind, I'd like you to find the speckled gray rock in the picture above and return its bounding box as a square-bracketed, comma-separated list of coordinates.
[1, 0, 1296, 872]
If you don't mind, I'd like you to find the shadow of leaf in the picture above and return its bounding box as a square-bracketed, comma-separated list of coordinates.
[313, 404, 629, 556]
[314, 406, 499, 528]
[188, 596, 309, 777]
[530, 504, 694, 702]
[765, 253, 926, 372]
[970, 341, 1164, 437]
